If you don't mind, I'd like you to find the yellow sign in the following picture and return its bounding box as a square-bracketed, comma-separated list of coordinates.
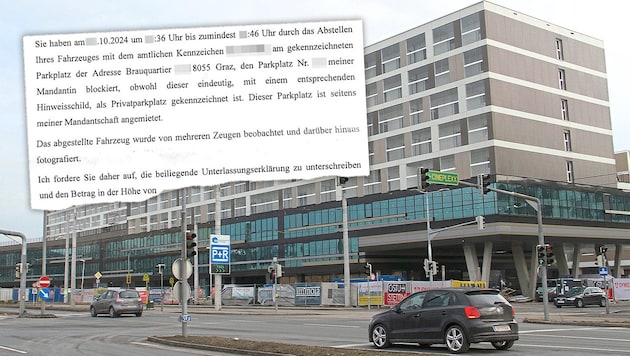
[94, 271, 102, 279]
[169, 277, 175, 286]
[126, 274, 132, 284]
[451, 280, 487, 288]
[142, 273, 150, 282]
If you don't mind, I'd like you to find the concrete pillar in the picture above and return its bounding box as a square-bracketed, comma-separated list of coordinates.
[555, 243, 570, 277]
[571, 243, 581, 278]
[614, 244, 623, 278]
[463, 243, 479, 281]
[511, 242, 531, 298]
[481, 241, 493, 285]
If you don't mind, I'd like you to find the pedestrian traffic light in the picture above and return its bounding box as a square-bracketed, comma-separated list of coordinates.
[186, 232, 197, 259]
[419, 167, 430, 191]
[268, 265, 276, 281]
[536, 245, 546, 266]
[364, 263, 372, 276]
[480, 174, 491, 194]
[545, 244, 555, 266]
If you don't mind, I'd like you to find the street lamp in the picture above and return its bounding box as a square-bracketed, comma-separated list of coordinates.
[79, 258, 86, 291]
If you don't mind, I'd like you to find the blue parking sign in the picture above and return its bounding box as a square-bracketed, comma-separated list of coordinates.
[211, 244, 230, 264]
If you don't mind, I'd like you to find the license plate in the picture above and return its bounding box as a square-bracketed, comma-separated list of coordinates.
[493, 325, 511, 332]
[556, 300, 565, 304]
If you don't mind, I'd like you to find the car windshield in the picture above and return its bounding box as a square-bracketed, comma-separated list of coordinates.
[466, 290, 508, 307]
[119, 290, 139, 298]
[566, 287, 585, 297]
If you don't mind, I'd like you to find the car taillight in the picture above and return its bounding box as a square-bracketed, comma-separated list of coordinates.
[115, 295, 121, 302]
[511, 307, 515, 317]
[464, 306, 481, 319]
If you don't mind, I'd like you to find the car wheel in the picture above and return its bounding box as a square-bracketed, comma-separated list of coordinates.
[555, 304, 562, 308]
[135, 311, 143, 317]
[575, 299, 584, 308]
[491, 340, 515, 350]
[600, 298, 607, 307]
[109, 307, 117, 318]
[371, 324, 391, 349]
[445, 325, 469, 354]
[90, 306, 97, 317]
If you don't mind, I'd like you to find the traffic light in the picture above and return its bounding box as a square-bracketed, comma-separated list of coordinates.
[536, 245, 546, 266]
[430, 261, 438, 275]
[155, 263, 164, 275]
[186, 232, 197, 259]
[339, 177, 348, 185]
[419, 167, 429, 191]
[364, 263, 372, 276]
[480, 174, 491, 194]
[15, 263, 21, 278]
[268, 265, 276, 281]
[545, 245, 555, 266]
[276, 264, 283, 278]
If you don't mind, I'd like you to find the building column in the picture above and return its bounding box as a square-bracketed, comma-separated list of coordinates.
[555, 243, 570, 277]
[511, 242, 531, 298]
[613, 244, 624, 278]
[571, 243, 581, 278]
[463, 243, 479, 281]
[481, 241, 493, 285]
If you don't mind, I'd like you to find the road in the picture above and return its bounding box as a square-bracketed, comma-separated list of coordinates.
[0, 303, 629, 355]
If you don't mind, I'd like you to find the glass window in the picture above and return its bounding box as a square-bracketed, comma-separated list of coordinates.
[411, 128, 432, 156]
[297, 183, 316, 207]
[461, 12, 481, 46]
[464, 47, 484, 77]
[409, 98, 424, 125]
[387, 166, 401, 190]
[563, 130, 572, 151]
[440, 154, 456, 171]
[566, 161, 574, 183]
[561, 99, 569, 121]
[386, 134, 405, 161]
[378, 104, 404, 133]
[366, 82, 378, 107]
[408, 65, 430, 94]
[434, 58, 450, 86]
[365, 52, 377, 79]
[470, 148, 490, 176]
[558, 69, 566, 90]
[439, 121, 462, 150]
[433, 22, 456, 55]
[466, 79, 487, 110]
[556, 38, 564, 60]
[430, 88, 459, 120]
[381, 43, 400, 73]
[383, 74, 402, 102]
[368, 141, 375, 165]
[406, 33, 427, 64]
[364, 170, 382, 195]
[468, 113, 489, 144]
[367, 111, 377, 136]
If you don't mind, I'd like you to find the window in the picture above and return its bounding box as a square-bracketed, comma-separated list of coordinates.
[297, 183, 316, 207]
[466, 79, 487, 110]
[556, 38, 564, 60]
[378, 104, 404, 133]
[381, 43, 400, 73]
[411, 128, 432, 156]
[383, 75, 402, 102]
[366, 83, 378, 107]
[558, 69, 566, 90]
[365, 52, 377, 79]
[364, 170, 382, 195]
[470, 148, 490, 176]
[440, 155, 456, 172]
[561, 99, 569, 121]
[386, 134, 405, 161]
[368, 141, 375, 165]
[439, 121, 462, 150]
[408, 65, 430, 94]
[468, 113, 489, 144]
[409, 98, 424, 125]
[566, 161, 574, 183]
[464, 47, 484, 77]
[367, 112, 377, 136]
[406, 33, 427, 64]
[434, 58, 450, 86]
[461, 12, 481, 46]
[387, 166, 401, 190]
[430, 88, 459, 120]
[433, 22, 456, 55]
[563, 130, 572, 151]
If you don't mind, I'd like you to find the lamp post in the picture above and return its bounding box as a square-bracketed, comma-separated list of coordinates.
[80, 258, 86, 291]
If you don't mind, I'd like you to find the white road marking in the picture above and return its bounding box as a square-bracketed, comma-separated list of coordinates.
[0, 345, 27, 354]
[303, 323, 360, 328]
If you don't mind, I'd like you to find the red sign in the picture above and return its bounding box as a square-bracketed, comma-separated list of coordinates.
[39, 276, 50, 288]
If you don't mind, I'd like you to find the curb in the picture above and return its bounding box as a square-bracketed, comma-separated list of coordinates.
[147, 336, 293, 356]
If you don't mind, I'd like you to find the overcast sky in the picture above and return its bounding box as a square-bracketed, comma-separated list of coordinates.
[1, 0, 627, 243]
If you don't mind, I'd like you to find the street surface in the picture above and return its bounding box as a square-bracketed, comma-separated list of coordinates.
[0, 302, 629, 355]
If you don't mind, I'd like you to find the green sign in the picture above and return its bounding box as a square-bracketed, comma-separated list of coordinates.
[427, 170, 459, 186]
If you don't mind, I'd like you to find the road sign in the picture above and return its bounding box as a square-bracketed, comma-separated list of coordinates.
[181, 314, 192, 323]
[143, 273, 150, 282]
[94, 271, 102, 279]
[599, 266, 609, 277]
[173, 280, 191, 303]
[211, 264, 230, 274]
[39, 276, 50, 288]
[172, 258, 193, 280]
[39, 288, 52, 302]
[210, 234, 231, 275]
[427, 170, 459, 186]
[211, 245, 230, 264]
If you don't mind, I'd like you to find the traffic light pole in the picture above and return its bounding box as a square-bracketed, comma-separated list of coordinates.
[180, 188, 188, 337]
[1, 229, 27, 317]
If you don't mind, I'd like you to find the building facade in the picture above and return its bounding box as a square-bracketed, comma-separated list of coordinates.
[2, 2, 627, 297]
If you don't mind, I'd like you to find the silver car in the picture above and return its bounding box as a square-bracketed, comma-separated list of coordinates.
[90, 289, 143, 317]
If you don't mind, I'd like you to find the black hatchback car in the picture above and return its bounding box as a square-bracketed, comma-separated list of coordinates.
[369, 288, 518, 353]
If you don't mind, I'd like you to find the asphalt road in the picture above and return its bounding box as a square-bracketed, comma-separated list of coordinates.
[0, 301, 629, 355]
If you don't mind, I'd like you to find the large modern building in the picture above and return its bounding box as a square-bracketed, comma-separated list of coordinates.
[3, 1, 629, 298]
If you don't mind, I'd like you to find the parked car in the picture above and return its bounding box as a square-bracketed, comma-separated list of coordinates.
[536, 280, 557, 302]
[368, 288, 518, 353]
[554, 286, 607, 308]
[90, 289, 143, 317]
